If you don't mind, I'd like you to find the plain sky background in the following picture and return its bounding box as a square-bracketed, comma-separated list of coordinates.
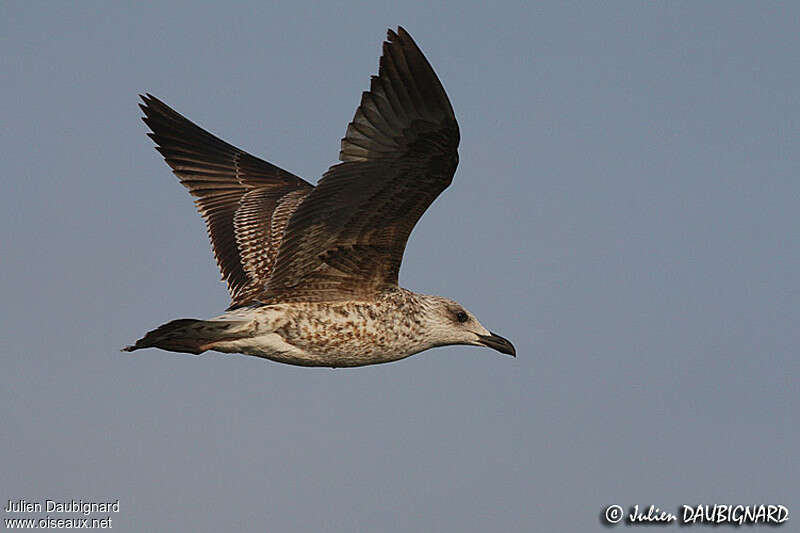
[3, 1, 798, 531]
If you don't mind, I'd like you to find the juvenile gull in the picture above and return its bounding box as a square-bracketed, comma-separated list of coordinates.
[123, 27, 515, 367]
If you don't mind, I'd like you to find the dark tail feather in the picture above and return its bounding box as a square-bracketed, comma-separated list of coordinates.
[122, 318, 247, 355]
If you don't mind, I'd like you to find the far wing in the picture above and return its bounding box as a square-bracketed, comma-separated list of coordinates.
[140, 95, 314, 307]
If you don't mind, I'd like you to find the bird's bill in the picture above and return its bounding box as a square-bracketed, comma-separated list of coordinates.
[477, 332, 516, 357]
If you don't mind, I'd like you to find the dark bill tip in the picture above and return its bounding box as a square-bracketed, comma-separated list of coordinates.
[478, 332, 516, 357]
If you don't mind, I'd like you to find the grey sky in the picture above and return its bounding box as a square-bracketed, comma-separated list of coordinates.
[2, 1, 798, 531]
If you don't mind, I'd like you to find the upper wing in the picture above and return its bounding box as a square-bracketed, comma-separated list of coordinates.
[263, 27, 460, 303]
[139, 94, 314, 308]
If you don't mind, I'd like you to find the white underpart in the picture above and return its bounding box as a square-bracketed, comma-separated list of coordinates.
[213, 333, 318, 366]
[201, 289, 492, 367]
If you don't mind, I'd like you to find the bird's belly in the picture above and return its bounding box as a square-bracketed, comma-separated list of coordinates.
[212, 332, 417, 368]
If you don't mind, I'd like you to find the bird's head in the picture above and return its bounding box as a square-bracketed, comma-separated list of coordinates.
[418, 295, 516, 357]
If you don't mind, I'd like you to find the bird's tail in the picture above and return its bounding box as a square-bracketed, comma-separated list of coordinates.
[121, 318, 251, 355]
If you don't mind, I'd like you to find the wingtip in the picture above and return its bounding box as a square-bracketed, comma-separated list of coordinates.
[388, 26, 413, 43]
[388, 26, 413, 44]
[139, 93, 167, 113]
[121, 345, 137, 353]
[139, 94, 156, 119]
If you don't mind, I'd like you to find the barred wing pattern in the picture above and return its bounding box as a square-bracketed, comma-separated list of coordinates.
[139, 95, 314, 307]
[264, 27, 460, 302]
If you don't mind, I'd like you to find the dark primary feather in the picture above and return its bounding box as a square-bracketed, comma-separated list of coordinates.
[139, 94, 313, 307]
[264, 26, 460, 302]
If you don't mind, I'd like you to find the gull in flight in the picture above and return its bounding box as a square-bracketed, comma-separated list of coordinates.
[123, 27, 515, 367]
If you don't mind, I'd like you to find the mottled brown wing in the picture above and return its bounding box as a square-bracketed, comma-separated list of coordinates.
[139, 94, 314, 307]
[263, 27, 460, 303]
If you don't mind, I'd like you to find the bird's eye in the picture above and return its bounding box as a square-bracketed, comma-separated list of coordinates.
[456, 311, 468, 323]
